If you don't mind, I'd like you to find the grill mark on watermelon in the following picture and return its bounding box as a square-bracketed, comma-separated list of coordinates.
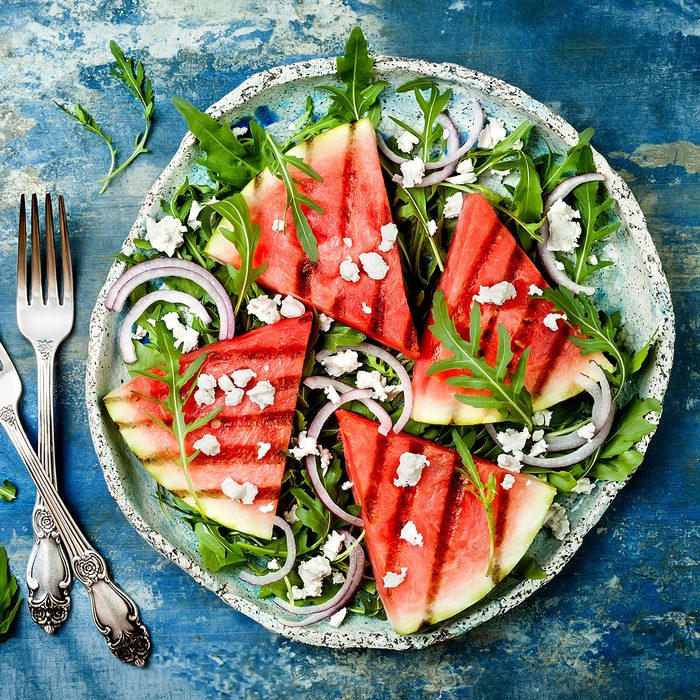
[295, 139, 316, 299]
[113, 409, 294, 431]
[362, 435, 387, 521]
[530, 329, 569, 395]
[459, 217, 503, 289]
[200, 345, 308, 367]
[508, 296, 539, 355]
[488, 482, 512, 583]
[141, 444, 284, 466]
[171, 485, 280, 501]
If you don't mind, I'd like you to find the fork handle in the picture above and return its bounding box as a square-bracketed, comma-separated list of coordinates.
[0, 405, 151, 667]
[27, 343, 73, 633]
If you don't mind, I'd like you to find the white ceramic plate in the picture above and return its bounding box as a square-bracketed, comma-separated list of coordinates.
[86, 56, 675, 649]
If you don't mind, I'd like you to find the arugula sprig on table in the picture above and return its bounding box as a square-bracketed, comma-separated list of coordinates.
[0, 547, 21, 643]
[0, 480, 16, 502]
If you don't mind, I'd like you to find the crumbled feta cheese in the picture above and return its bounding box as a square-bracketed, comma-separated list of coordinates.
[257, 442, 271, 460]
[319, 447, 332, 476]
[529, 438, 548, 458]
[339, 256, 361, 283]
[131, 324, 147, 340]
[554, 260, 565, 271]
[328, 608, 347, 627]
[193, 372, 217, 406]
[193, 434, 220, 456]
[543, 312, 567, 331]
[359, 252, 390, 280]
[396, 130, 419, 154]
[162, 311, 199, 353]
[533, 409, 553, 427]
[218, 374, 234, 392]
[532, 429, 545, 442]
[394, 452, 429, 488]
[247, 380, 276, 410]
[283, 504, 299, 524]
[280, 295, 306, 318]
[497, 426, 531, 455]
[341, 480, 354, 491]
[221, 478, 258, 504]
[318, 313, 334, 332]
[187, 200, 205, 231]
[247, 294, 281, 324]
[544, 502, 570, 540]
[289, 431, 320, 460]
[296, 556, 332, 598]
[383, 567, 408, 589]
[323, 384, 342, 404]
[443, 192, 464, 219]
[317, 349, 362, 377]
[145, 215, 186, 256]
[231, 368, 256, 388]
[362, 302, 372, 315]
[588, 253, 599, 266]
[546, 199, 582, 252]
[473, 281, 517, 306]
[400, 521, 424, 547]
[272, 218, 285, 233]
[343, 236, 353, 248]
[571, 477, 596, 495]
[477, 118, 507, 149]
[379, 222, 399, 252]
[528, 284, 544, 297]
[426, 219, 438, 237]
[356, 370, 391, 402]
[322, 530, 345, 561]
[232, 125, 248, 137]
[224, 387, 244, 406]
[332, 571, 346, 584]
[497, 453, 522, 472]
[400, 157, 425, 188]
[446, 157, 477, 185]
[267, 558, 280, 570]
[288, 122, 296, 131]
[577, 422, 596, 442]
[258, 502, 275, 513]
[501, 473, 516, 490]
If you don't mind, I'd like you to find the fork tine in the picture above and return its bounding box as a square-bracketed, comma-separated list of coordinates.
[17, 195, 28, 306]
[58, 195, 73, 304]
[45, 194, 59, 303]
[30, 194, 43, 303]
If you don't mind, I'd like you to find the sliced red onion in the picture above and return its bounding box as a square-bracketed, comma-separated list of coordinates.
[303, 376, 392, 436]
[537, 173, 606, 297]
[278, 532, 366, 626]
[376, 134, 410, 165]
[337, 343, 412, 434]
[237, 516, 296, 586]
[305, 388, 376, 528]
[105, 258, 235, 340]
[422, 100, 483, 170]
[119, 290, 212, 364]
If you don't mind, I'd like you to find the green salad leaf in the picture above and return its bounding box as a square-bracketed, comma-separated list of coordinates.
[541, 128, 594, 192]
[0, 547, 21, 641]
[0, 480, 17, 502]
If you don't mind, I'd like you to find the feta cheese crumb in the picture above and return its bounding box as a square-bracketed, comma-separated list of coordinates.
[339, 256, 361, 283]
[587, 253, 599, 266]
[501, 473, 516, 490]
[529, 438, 548, 458]
[332, 571, 346, 584]
[247, 294, 281, 324]
[193, 372, 217, 406]
[498, 453, 522, 472]
[272, 218, 285, 233]
[289, 431, 319, 460]
[280, 295, 306, 318]
[554, 260, 566, 271]
[232, 125, 248, 137]
[477, 118, 507, 149]
[473, 281, 517, 306]
[322, 530, 344, 561]
[383, 567, 408, 589]
[224, 387, 244, 406]
[318, 313, 334, 332]
[379, 222, 399, 252]
[319, 447, 332, 476]
[533, 409, 553, 427]
[571, 477, 596, 495]
[359, 251, 390, 280]
[394, 452, 429, 488]
[283, 504, 299, 524]
[257, 442, 271, 460]
[162, 311, 199, 353]
[577, 422, 596, 442]
[341, 480, 354, 491]
[131, 324, 147, 340]
[295, 556, 332, 598]
[400, 521, 424, 547]
[396, 130, 419, 154]
[258, 502, 275, 513]
[221, 478, 258, 504]
[497, 426, 531, 455]
[446, 157, 477, 185]
[231, 368, 256, 388]
[544, 502, 570, 540]
[546, 199, 582, 252]
[426, 219, 438, 237]
[361, 302, 372, 315]
[267, 558, 280, 570]
[323, 384, 342, 404]
[543, 312, 567, 331]
[145, 215, 186, 256]
[317, 349, 362, 377]
[443, 192, 464, 219]
[218, 374, 234, 392]
[328, 608, 347, 627]
[246, 380, 276, 410]
[356, 369, 391, 402]
[343, 236, 353, 248]
[193, 434, 220, 456]
[528, 284, 544, 297]
[400, 157, 425, 188]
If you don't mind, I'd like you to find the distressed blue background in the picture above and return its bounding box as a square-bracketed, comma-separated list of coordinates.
[0, 1, 698, 698]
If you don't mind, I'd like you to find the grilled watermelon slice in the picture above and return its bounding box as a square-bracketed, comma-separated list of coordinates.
[103, 314, 312, 539]
[412, 193, 611, 425]
[205, 118, 419, 359]
[337, 410, 555, 635]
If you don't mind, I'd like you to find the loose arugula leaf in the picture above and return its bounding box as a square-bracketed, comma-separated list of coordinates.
[600, 397, 661, 459]
[428, 292, 533, 427]
[0, 480, 16, 502]
[591, 449, 644, 481]
[0, 547, 21, 641]
[396, 185, 445, 273]
[322, 324, 366, 351]
[492, 150, 543, 225]
[541, 128, 594, 192]
[194, 522, 247, 571]
[509, 553, 547, 580]
[318, 27, 388, 123]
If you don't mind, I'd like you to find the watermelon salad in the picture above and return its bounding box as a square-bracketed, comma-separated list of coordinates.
[103, 28, 660, 636]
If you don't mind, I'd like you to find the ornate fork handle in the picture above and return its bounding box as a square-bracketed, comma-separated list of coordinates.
[27, 342, 72, 633]
[0, 405, 151, 666]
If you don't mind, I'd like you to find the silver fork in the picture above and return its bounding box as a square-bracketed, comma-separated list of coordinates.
[16, 194, 73, 633]
[0, 339, 151, 665]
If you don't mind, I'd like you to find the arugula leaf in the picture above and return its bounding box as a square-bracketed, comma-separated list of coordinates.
[396, 185, 445, 273]
[321, 324, 366, 352]
[0, 480, 16, 502]
[194, 522, 247, 571]
[541, 128, 594, 192]
[318, 27, 387, 123]
[509, 553, 547, 580]
[428, 291, 533, 427]
[492, 150, 543, 224]
[600, 397, 661, 459]
[591, 449, 644, 481]
[0, 547, 21, 641]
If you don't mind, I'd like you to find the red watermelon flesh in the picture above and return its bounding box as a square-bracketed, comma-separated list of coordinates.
[204, 119, 419, 359]
[337, 410, 555, 635]
[411, 193, 612, 425]
[103, 314, 312, 539]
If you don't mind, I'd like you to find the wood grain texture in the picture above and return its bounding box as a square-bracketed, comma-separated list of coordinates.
[0, 0, 697, 697]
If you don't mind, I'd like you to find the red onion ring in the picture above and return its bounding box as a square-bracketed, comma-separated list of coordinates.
[337, 343, 413, 434]
[537, 173, 606, 296]
[376, 134, 410, 165]
[119, 290, 212, 364]
[422, 100, 483, 170]
[237, 516, 296, 586]
[278, 532, 366, 626]
[105, 258, 235, 340]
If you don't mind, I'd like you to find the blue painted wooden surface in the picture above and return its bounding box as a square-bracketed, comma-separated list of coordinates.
[0, 1, 698, 697]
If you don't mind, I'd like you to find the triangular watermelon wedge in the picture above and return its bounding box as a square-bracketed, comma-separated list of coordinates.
[412, 193, 611, 425]
[205, 119, 419, 359]
[104, 314, 313, 539]
[337, 410, 555, 635]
